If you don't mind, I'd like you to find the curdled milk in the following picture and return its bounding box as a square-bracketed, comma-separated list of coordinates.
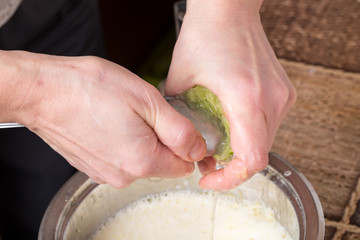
[90, 190, 294, 240]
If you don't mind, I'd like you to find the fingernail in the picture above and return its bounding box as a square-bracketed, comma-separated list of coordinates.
[189, 135, 206, 161]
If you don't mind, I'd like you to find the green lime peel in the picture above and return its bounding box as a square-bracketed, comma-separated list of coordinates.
[181, 85, 233, 163]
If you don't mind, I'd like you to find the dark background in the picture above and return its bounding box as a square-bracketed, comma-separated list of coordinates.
[98, 0, 179, 77]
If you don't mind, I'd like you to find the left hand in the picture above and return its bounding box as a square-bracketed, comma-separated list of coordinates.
[165, 0, 296, 190]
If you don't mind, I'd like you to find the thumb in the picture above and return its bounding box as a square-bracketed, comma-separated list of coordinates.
[140, 89, 207, 162]
[157, 103, 207, 162]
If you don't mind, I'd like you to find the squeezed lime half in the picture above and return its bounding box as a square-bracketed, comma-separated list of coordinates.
[181, 85, 233, 163]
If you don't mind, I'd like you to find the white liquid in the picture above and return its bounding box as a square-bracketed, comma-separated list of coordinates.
[90, 190, 293, 240]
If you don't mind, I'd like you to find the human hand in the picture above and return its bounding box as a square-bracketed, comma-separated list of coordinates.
[166, 0, 296, 190]
[1, 51, 206, 188]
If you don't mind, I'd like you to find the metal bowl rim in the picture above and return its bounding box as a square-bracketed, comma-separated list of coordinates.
[38, 152, 325, 240]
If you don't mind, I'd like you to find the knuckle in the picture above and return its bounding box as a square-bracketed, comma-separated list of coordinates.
[287, 84, 297, 106]
[88, 175, 104, 184]
[275, 81, 297, 108]
[84, 55, 103, 67]
[127, 162, 154, 178]
[249, 153, 269, 172]
[105, 172, 135, 189]
[107, 179, 132, 189]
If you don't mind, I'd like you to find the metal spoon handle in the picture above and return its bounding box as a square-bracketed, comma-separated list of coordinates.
[0, 123, 24, 129]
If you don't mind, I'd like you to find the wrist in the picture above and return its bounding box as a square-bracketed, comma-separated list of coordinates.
[0, 50, 41, 125]
[0, 51, 93, 129]
[186, 0, 263, 21]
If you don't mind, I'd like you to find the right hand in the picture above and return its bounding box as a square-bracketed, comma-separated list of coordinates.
[2, 51, 206, 188]
[166, 0, 296, 190]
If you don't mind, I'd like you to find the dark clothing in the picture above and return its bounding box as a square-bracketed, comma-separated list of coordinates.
[0, 0, 105, 56]
[0, 0, 106, 239]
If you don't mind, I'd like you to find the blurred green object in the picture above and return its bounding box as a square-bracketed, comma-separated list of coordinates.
[137, 28, 176, 87]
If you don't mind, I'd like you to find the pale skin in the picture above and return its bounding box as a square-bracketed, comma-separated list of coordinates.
[0, 0, 296, 190]
[166, 0, 296, 189]
[0, 51, 206, 188]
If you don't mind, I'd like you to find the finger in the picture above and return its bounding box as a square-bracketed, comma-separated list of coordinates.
[156, 103, 206, 162]
[104, 145, 195, 186]
[103, 170, 137, 189]
[89, 176, 106, 185]
[199, 154, 268, 190]
[64, 155, 109, 185]
[85, 157, 138, 189]
[222, 90, 270, 170]
[140, 139, 196, 179]
[63, 155, 108, 185]
[196, 93, 270, 189]
[99, 127, 197, 181]
[197, 157, 217, 176]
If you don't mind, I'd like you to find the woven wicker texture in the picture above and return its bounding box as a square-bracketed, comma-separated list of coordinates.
[272, 60, 360, 239]
[260, 0, 360, 73]
[260, 1, 360, 238]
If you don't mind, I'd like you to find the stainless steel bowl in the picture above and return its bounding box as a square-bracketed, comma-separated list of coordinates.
[38, 152, 325, 240]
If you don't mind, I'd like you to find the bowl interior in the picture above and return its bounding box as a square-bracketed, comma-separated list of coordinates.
[39, 153, 324, 240]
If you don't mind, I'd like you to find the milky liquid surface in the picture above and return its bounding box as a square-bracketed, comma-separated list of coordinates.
[90, 190, 294, 240]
